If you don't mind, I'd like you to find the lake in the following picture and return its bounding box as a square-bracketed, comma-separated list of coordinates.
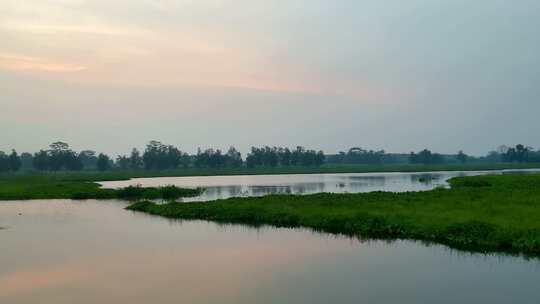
[1, 199, 539, 304]
[99, 169, 540, 202]
[3, 170, 540, 303]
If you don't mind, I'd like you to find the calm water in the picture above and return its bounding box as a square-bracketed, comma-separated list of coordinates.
[1, 200, 539, 304]
[100, 169, 540, 202]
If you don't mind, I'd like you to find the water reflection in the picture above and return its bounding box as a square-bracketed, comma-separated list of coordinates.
[100, 170, 540, 202]
[1, 200, 539, 304]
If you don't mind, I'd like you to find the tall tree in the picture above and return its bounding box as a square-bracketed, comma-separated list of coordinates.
[33, 150, 50, 171]
[8, 150, 22, 172]
[20, 152, 34, 169]
[129, 148, 143, 170]
[48, 141, 71, 171]
[79, 150, 98, 169]
[116, 155, 130, 170]
[97, 153, 111, 171]
[0, 152, 9, 172]
[457, 151, 468, 163]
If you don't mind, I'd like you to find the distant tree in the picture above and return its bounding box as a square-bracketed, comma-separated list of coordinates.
[116, 155, 130, 170]
[97, 153, 111, 171]
[20, 152, 34, 169]
[141, 141, 190, 170]
[409, 149, 444, 165]
[528, 149, 540, 162]
[315, 150, 326, 166]
[0, 152, 9, 172]
[484, 150, 502, 163]
[48, 141, 71, 171]
[245, 146, 325, 168]
[457, 151, 468, 163]
[179, 152, 191, 169]
[246, 152, 256, 168]
[8, 150, 22, 172]
[501, 144, 531, 163]
[166, 145, 183, 169]
[225, 147, 243, 168]
[33, 150, 50, 171]
[79, 150, 97, 169]
[129, 148, 143, 170]
[340, 147, 385, 165]
[143, 141, 167, 170]
[515, 144, 529, 162]
[65, 152, 84, 171]
[278, 148, 292, 166]
[291, 146, 306, 166]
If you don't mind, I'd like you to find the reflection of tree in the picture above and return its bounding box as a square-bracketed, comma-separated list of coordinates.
[183, 172, 478, 203]
[410, 174, 442, 184]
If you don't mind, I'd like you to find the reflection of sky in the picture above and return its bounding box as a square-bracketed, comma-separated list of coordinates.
[1, 200, 539, 304]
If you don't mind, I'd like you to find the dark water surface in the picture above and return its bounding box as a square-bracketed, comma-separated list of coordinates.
[100, 169, 540, 202]
[1, 200, 539, 304]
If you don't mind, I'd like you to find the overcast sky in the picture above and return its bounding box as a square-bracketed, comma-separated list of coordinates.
[1, 0, 539, 156]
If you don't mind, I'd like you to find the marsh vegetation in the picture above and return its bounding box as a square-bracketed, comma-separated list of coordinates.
[127, 174, 540, 256]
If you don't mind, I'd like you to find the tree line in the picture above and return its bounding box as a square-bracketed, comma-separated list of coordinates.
[245, 146, 325, 168]
[1, 142, 539, 173]
[0, 141, 325, 172]
[326, 145, 540, 165]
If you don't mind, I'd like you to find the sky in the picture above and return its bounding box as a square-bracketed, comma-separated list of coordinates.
[1, 0, 539, 156]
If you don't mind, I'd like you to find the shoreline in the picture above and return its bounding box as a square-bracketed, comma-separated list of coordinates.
[1, 163, 540, 201]
[126, 174, 540, 257]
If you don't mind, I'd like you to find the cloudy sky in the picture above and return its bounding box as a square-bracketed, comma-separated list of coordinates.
[1, 0, 539, 156]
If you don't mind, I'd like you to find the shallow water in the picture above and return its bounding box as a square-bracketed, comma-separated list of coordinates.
[1, 199, 539, 304]
[99, 169, 540, 202]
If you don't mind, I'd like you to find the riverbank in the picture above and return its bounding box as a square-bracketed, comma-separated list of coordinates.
[127, 174, 540, 256]
[0, 174, 201, 200]
[9, 163, 540, 179]
[1, 163, 539, 200]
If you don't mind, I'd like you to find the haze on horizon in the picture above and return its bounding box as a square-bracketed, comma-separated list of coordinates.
[1, 0, 539, 156]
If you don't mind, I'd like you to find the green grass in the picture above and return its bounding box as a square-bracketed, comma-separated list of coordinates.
[8, 162, 540, 179]
[127, 174, 540, 256]
[0, 162, 538, 200]
[0, 174, 202, 200]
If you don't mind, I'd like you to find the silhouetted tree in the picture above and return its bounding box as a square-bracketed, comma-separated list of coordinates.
[64, 152, 83, 171]
[0, 152, 9, 172]
[143, 141, 189, 170]
[79, 150, 97, 169]
[8, 150, 22, 172]
[116, 155, 130, 170]
[97, 153, 111, 171]
[501, 144, 531, 163]
[457, 151, 468, 163]
[225, 147, 243, 168]
[33, 150, 49, 171]
[48, 142, 70, 171]
[129, 148, 143, 170]
[246, 146, 325, 168]
[20, 152, 33, 169]
[409, 149, 444, 165]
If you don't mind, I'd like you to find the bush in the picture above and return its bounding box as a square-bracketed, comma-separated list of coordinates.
[116, 185, 203, 200]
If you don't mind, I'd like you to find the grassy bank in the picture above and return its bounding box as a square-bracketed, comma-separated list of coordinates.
[0, 174, 201, 200]
[127, 174, 540, 256]
[9, 162, 540, 180]
[1, 163, 539, 200]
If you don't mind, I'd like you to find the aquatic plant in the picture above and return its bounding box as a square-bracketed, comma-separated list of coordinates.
[127, 174, 540, 256]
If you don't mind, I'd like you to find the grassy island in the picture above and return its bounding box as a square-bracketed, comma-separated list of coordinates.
[127, 174, 540, 256]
